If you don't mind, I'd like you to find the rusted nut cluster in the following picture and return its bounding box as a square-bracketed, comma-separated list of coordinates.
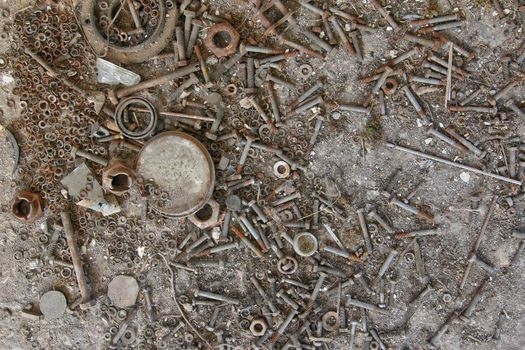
[189, 199, 220, 229]
[102, 161, 134, 196]
[12, 191, 44, 223]
[204, 22, 240, 58]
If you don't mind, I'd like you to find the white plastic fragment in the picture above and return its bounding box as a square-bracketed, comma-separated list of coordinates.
[96, 58, 141, 86]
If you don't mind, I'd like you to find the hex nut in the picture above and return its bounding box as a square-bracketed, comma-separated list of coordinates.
[204, 22, 240, 57]
[189, 199, 220, 229]
[102, 161, 134, 196]
[121, 328, 137, 346]
[382, 78, 399, 95]
[249, 319, 268, 336]
[12, 191, 44, 223]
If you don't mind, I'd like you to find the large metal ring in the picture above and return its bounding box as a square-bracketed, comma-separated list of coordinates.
[79, 0, 178, 63]
[115, 96, 158, 139]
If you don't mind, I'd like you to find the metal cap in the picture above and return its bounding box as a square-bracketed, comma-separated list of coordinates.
[136, 131, 215, 217]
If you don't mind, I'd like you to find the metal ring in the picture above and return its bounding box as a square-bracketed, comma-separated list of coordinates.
[293, 232, 318, 257]
[115, 96, 158, 140]
[298, 64, 313, 79]
[273, 161, 291, 179]
[277, 256, 298, 275]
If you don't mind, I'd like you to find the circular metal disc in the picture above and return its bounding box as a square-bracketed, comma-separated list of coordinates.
[136, 131, 215, 217]
[107, 275, 139, 308]
[40, 290, 67, 320]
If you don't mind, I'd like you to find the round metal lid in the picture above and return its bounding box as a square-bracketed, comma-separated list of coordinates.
[40, 290, 67, 320]
[136, 131, 215, 217]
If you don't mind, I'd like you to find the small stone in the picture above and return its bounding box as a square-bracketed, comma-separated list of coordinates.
[108, 275, 139, 308]
[460, 172, 470, 183]
[40, 291, 67, 320]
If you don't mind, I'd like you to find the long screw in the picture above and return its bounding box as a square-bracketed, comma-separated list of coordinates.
[237, 135, 256, 173]
[357, 209, 373, 253]
[266, 81, 282, 125]
[386, 143, 521, 186]
[61, 211, 93, 308]
[194, 289, 240, 305]
[371, 0, 399, 30]
[375, 249, 399, 284]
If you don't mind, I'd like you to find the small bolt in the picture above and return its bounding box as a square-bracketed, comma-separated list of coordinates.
[354, 271, 374, 295]
[71, 146, 108, 166]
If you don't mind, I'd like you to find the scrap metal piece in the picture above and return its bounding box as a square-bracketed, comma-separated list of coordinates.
[0, 124, 19, 173]
[204, 22, 240, 57]
[79, 0, 179, 63]
[40, 291, 67, 320]
[61, 163, 121, 216]
[108, 275, 139, 309]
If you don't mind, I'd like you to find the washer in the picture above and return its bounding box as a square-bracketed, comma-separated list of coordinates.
[273, 161, 291, 179]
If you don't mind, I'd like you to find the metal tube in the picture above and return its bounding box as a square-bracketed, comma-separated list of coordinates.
[195, 290, 239, 305]
[387, 143, 521, 185]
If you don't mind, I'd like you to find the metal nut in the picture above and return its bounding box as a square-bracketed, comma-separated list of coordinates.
[382, 78, 399, 95]
[12, 191, 43, 223]
[102, 161, 134, 196]
[273, 160, 291, 179]
[249, 319, 268, 336]
[204, 22, 240, 57]
[189, 199, 220, 229]
[293, 232, 318, 257]
[321, 311, 340, 332]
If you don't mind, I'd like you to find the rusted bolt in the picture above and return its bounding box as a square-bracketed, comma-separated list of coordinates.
[205, 22, 240, 57]
[12, 191, 43, 223]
